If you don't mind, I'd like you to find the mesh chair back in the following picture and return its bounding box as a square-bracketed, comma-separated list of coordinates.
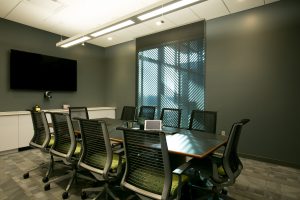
[138, 106, 156, 120]
[121, 106, 136, 121]
[223, 119, 250, 178]
[160, 108, 181, 128]
[78, 119, 113, 178]
[50, 112, 76, 159]
[30, 110, 51, 149]
[69, 107, 89, 131]
[121, 129, 172, 200]
[69, 107, 89, 119]
[189, 110, 217, 133]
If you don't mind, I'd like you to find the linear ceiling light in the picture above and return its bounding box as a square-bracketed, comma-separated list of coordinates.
[137, 0, 200, 21]
[90, 20, 135, 37]
[60, 36, 91, 48]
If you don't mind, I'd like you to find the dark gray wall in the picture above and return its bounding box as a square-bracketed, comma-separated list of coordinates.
[104, 41, 136, 118]
[0, 18, 106, 111]
[105, 0, 300, 166]
[205, 0, 300, 166]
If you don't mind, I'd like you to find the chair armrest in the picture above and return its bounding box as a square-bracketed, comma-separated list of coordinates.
[173, 162, 191, 175]
[113, 148, 124, 155]
[212, 151, 223, 158]
[111, 141, 122, 148]
[111, 141, 123, 154]
[76, 138, 82, 142]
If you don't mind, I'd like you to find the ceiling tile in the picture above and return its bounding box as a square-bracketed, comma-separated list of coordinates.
[265, 0, 280, 4]
[164, 7, 199, 26]
[0, 0, 22, 18]
[223, 0, 264, 14]
[0, 0, 280, 47]
[190, 0, 229, 20]
[5, 0, 65, 29]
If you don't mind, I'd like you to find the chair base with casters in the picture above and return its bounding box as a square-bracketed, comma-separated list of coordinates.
[77, 119, 126, 200]
[43, 156, 96, 199]
[23, 159, 48, 179]
[22, 111, 54, 181]
[188, 159, 229, 200]
[80, 149, 125, 200]
[188, 119, 250, 200]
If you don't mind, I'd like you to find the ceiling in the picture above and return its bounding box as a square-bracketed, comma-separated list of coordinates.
[0, 0, 279, 48]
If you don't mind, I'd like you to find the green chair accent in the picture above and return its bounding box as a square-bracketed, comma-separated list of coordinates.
[121, 128, 190, 200]
[23, 110, 52, 179]
[189, 119, 250, 198]
[78, 119, 124, 200]
[43, 112, 95, 199]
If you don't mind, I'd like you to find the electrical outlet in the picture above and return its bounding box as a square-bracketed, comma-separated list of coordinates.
[221, 130, 226, 136]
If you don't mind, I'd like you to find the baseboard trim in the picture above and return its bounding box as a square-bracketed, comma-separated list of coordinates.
[240, 153, 300, 169]
[18, 146, 32, 152]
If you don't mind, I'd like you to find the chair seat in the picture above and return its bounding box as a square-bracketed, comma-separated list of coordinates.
[83, 153, 123, 170]
[75, 142, 81, 155]
[217, 166, 226, 176]
[111, 154, 125, 170]
[171, 174, 189, 196]
[48, 135, 55, 147]
[129, 168, 188, 196]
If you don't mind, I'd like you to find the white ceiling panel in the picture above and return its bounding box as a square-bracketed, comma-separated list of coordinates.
[5, 0, 65, 30]
[223, 0, 264, 14]
[0, 0, 280, 47]
[265, 0, 280, 4]
[142, 17, 177, 33]
[121, 23, 158, 39]
[164, 7, 199, 26]
[190, 0, 229, 20]
[0, 0, 22, 18]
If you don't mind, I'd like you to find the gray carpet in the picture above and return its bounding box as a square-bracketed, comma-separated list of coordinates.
[0, 149, 300, 200]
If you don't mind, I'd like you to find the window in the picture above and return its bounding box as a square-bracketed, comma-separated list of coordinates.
[137, 21, 205, 128]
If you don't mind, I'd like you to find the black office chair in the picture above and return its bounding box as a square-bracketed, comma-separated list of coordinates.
[121, 128, 190, 200]
[189, 110, 217, 133]
[189, 119, 250, 198]
[78, 119, 124, 200]
[160, 108, 182, 128]
[69, 106, 89, 132]
[121, 106, 136, 121]
[43, 112, 94, 199]
[23, 110, 54, 179]
[138, 106, 156, 120]
[69, 106, 89, 119]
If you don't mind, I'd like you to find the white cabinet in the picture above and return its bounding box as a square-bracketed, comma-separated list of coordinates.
[18, 114, 34, 148]
[0, 115, 19, 152]
[88, 107, 116, 119]
[0, 107, 116, 154]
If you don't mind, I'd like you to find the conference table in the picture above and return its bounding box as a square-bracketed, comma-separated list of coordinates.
[96, 118, 227, 159]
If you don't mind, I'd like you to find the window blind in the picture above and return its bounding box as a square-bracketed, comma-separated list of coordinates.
[136, 21, 206, 128]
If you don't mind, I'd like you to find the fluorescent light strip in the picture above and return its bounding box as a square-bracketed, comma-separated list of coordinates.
[138, 0, 200, 21]
[91, 20, 135, 37]
[61, 36, 91, 48]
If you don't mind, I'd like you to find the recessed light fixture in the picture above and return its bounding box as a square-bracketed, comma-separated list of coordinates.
[108, 37, 113, 40]
[60, 36, 91, 48]
[137, 0, 201, 21]
[56, 0, 207, 48]
[91, 20, 135, 37]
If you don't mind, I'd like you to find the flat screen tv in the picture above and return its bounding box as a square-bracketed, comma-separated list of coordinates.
[10, 49, 77, 91]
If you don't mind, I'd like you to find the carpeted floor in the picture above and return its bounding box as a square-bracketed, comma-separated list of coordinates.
[0, 149, 300, 200]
